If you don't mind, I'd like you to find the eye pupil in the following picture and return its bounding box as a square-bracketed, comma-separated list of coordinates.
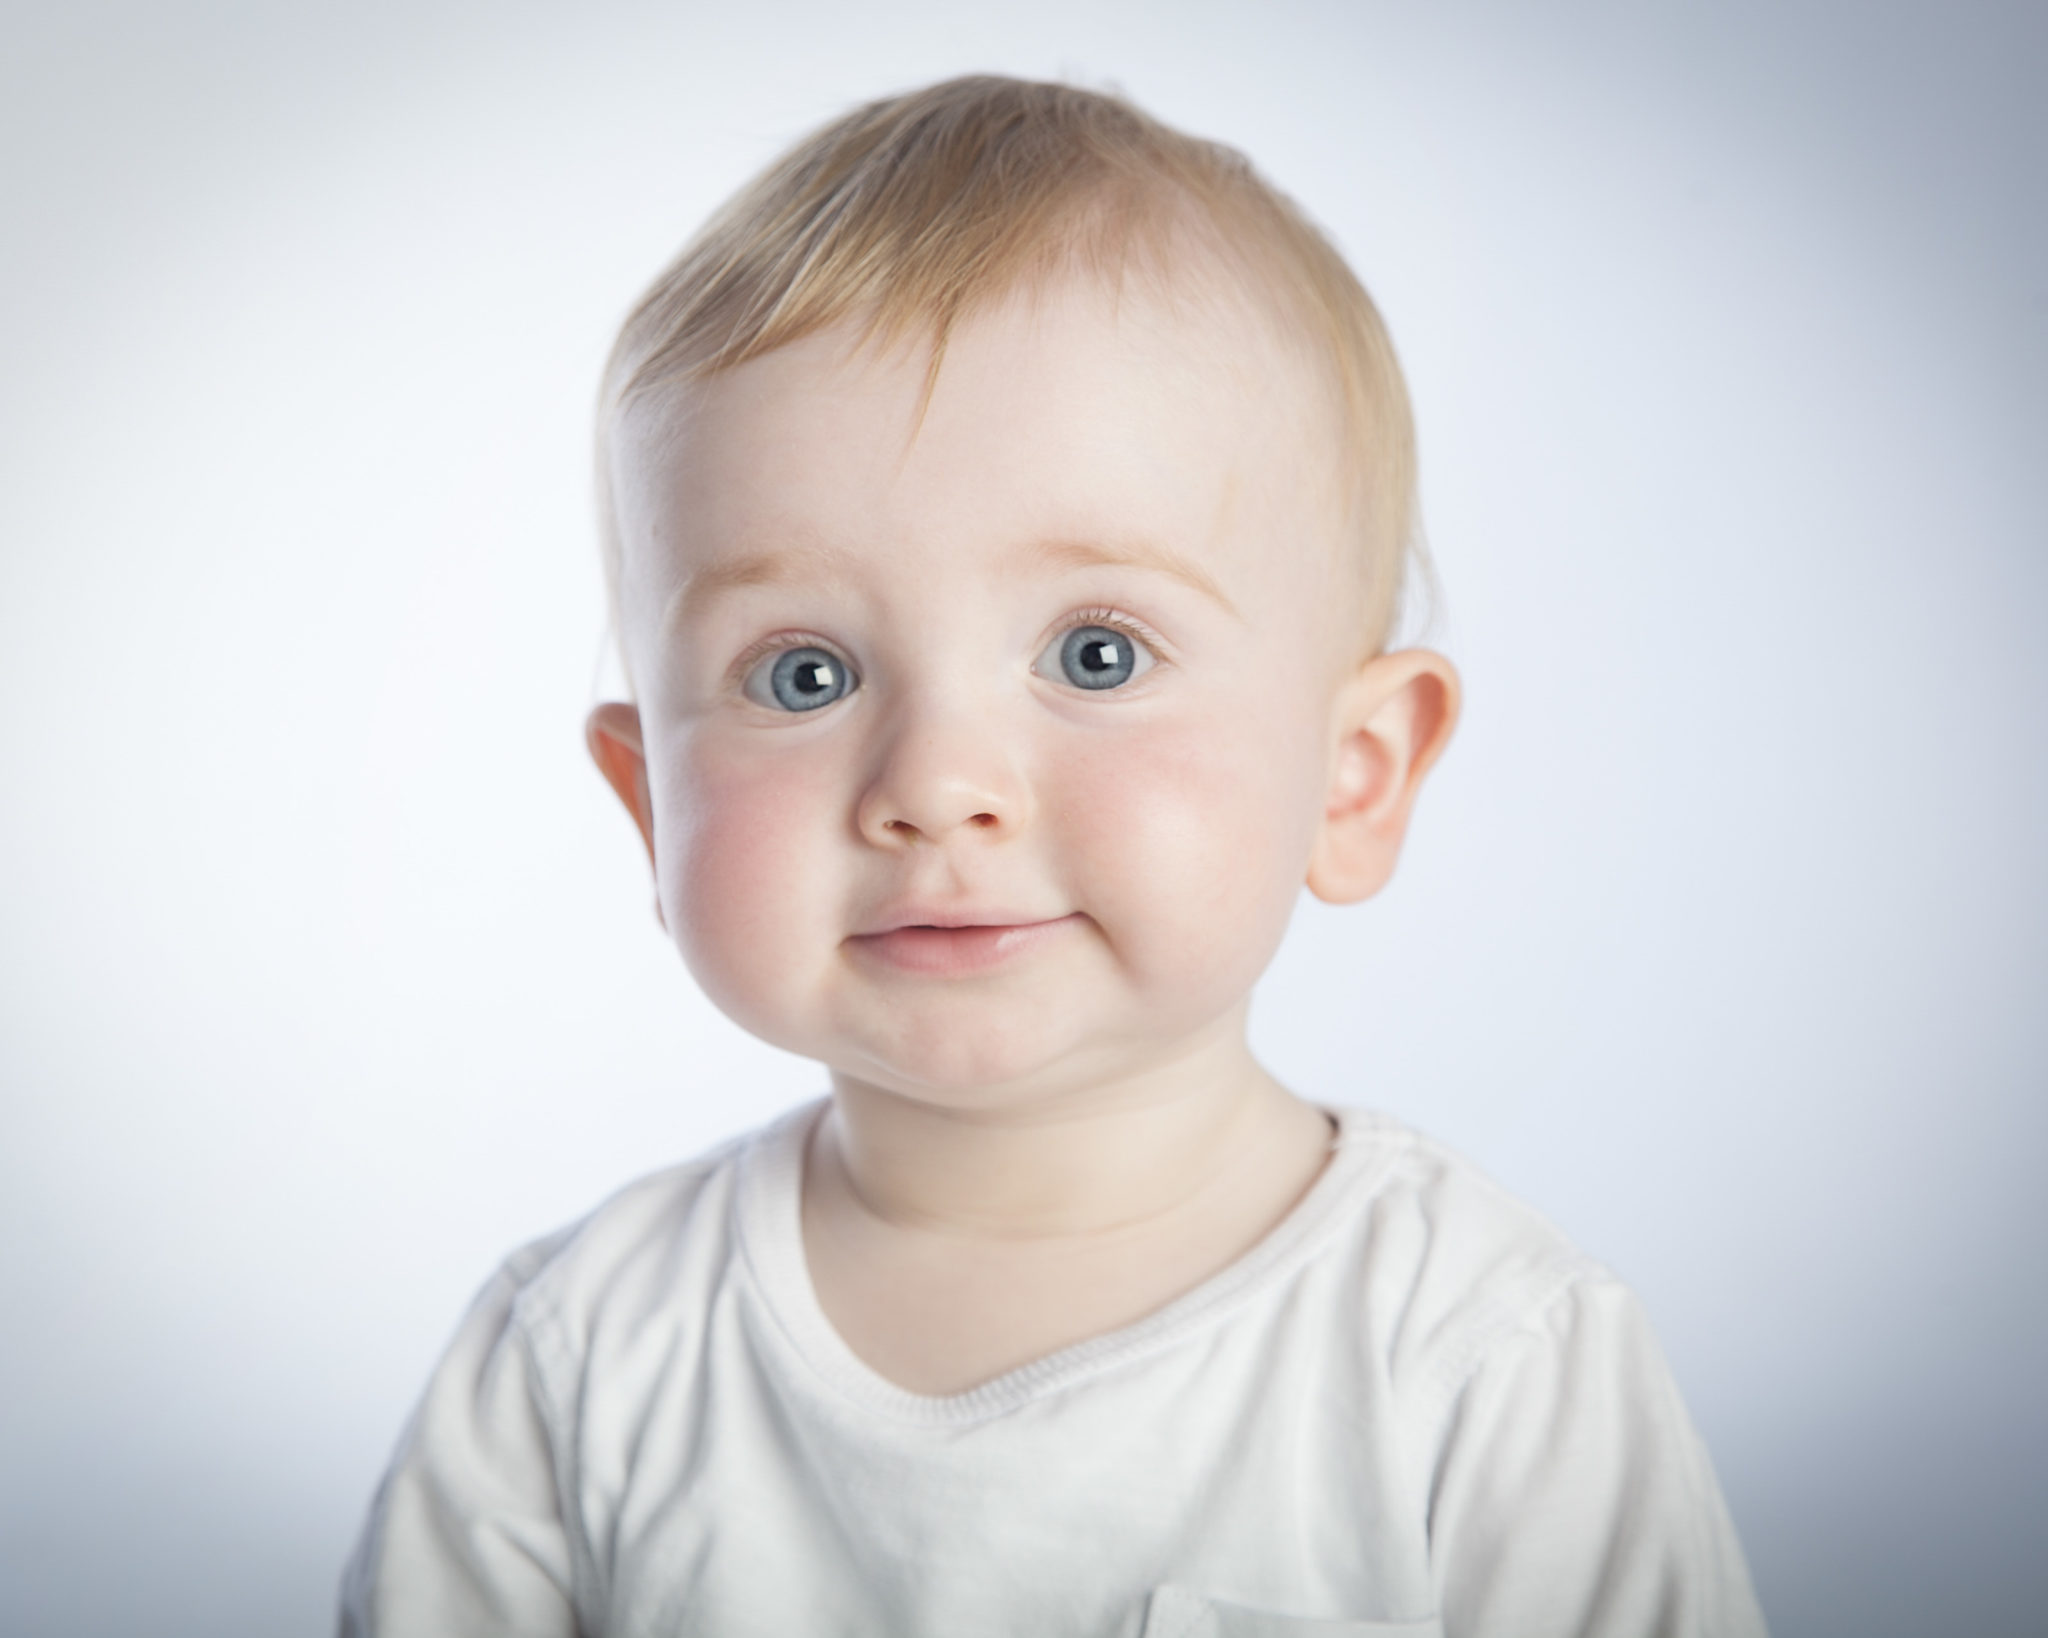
[768, 647, 849, 711]
[1060, 625, 1136, 690]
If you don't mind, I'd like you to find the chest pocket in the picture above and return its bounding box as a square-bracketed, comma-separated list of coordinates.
[1141, 1584, 1444, 1638]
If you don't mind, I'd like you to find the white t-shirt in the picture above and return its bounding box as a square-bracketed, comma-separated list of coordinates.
[340, 1102, 1767, 1637]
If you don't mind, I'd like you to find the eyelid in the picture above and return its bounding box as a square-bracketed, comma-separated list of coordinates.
[1049, 606, 1171, 663]
[726, 630, 857, 696]
[1034, 605, 1170, 692]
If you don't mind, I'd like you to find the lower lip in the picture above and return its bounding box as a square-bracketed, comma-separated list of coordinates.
[847, 915, 1082, 976]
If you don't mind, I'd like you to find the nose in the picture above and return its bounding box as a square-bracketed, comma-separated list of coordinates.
[854, 704, 1031, 849]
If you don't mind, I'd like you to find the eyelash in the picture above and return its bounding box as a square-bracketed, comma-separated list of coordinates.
[724, 609, 1170, 692]
[725, 630, 849, 691]
[1050, 607, 1169, 667]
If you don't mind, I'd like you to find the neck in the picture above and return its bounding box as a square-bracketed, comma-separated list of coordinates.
[817, 1007, 1324, 1241]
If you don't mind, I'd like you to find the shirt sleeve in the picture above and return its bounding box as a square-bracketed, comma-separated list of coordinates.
[338, 1258, 581, 1638]
[1425, 1272, 1768, 1638]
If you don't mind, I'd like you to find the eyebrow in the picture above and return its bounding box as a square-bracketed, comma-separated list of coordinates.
[662, 533, 1241, 632]
[1021, 537, 1242, 618]
[662, 541, 860, 634]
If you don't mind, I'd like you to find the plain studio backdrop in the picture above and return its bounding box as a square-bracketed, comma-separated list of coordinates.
[2, 1, 2042, 1633]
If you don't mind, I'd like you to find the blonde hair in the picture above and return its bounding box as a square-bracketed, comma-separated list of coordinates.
[598, 75, 1424, 652]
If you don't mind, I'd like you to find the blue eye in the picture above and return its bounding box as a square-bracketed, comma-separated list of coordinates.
[746, 645, 855, 711]
[1053, 624, 1142, 690]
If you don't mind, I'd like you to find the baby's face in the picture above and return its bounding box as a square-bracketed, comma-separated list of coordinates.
[609, 275, 1364, 1106]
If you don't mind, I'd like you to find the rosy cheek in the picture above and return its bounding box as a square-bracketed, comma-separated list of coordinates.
[1049, 703, 1319, 985]
[653, 738, 843, 1031]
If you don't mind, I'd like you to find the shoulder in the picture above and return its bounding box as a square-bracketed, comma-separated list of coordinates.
[1321, 1113, 1766, 1633]
[484, 1100, 817, 1377]
[1320, 1109, 1616, 1424]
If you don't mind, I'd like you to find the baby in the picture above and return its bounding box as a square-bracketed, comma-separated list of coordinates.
[341, 76, 1766, 1637]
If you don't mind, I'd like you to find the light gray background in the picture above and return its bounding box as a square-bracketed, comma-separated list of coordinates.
[2, 2, 2042, 1634]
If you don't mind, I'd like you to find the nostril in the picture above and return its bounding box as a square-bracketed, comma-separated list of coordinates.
[969, 812, 999, 829]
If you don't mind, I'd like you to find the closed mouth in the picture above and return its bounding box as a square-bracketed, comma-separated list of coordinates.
[845, 913, 1082, 976]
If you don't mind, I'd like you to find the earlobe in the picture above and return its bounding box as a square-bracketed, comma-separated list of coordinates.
[1305, 650, 1460, 906]
[585, 702, 657, 867]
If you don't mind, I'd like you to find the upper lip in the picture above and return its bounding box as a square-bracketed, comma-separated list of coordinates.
[850, 907, 1072, 936]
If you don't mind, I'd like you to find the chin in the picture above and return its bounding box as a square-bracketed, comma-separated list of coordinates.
[829, 1007, 1100, 1102]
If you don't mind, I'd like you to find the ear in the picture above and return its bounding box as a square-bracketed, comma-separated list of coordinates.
[1306, 649, 1461, 905]
[585, 701, 657, 867]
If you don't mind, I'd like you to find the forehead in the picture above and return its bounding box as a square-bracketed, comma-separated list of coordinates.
[609, 273, 1348, 635]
